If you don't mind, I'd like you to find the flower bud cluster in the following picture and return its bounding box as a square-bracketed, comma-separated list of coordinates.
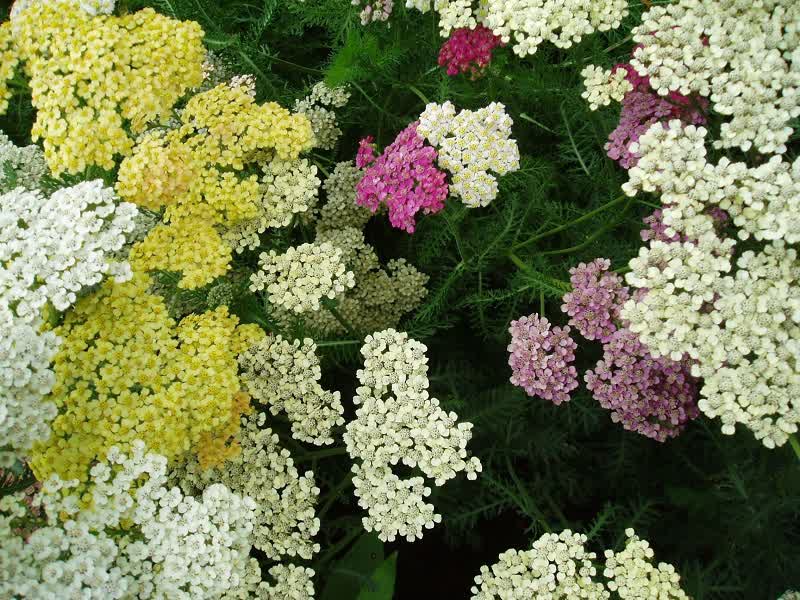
[317, 161, 374, 232]
[294, 82, 351, 150]
[345, 329, 481, 542]
[418, 101, 520, 208]
[0, 131, 47, 193]
[353, 0, 394, 25]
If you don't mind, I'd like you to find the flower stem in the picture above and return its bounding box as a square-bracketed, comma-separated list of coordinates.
[316, 339, 361, 348]
[297, 446, 349, 461]
[537, 197, 634, 257]
[789, 434, 800, 463]
[323, 301, 358, 339]
[407, 84, 431, 106]
[519, 112, 557, 135]
[513, 195, 628, 251]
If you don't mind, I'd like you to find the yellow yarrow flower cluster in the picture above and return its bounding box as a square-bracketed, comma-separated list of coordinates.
[0, 23, 18, 115]
[118, 83, 314, 288]
[29, 273, 265, 483]
[7, 0, 205, 175]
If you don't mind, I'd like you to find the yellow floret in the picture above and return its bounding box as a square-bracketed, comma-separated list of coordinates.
[29, 274, 261, 484]
[0, 23, 19, 115]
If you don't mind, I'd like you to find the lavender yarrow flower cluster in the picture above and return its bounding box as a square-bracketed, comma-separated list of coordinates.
[585, 329, 699, 442]
[561, 258, 629, 343]
[355, 124, 448, 233]
[507, 314, 578, 405]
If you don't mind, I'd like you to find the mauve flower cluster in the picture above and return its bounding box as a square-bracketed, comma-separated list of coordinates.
[355, 123, 449, 233]
[438, 25, 504, 78]
[561, 258, 630, 343]
[508, 314, 578, 405]
[585, 329, 699, 441]
[640, 206, 728, 244]
[605, 62, 707, 169]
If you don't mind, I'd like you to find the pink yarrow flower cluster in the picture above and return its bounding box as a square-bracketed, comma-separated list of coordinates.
[508, 314, 578, 405]
[606, 62, 708, 169]
[355, 123, 449, 233]
[585, 329, 699, 442]
[438, 26, 504, 78]
[561, 258, 630, 343]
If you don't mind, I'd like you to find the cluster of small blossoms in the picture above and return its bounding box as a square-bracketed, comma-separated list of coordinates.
[345, 329, 481, 542]
[417, 101, 520, 208]
[118, 82, 314, 288]
[631, 0, 800, 154]
[317, 161, 373, 232]
[5, 0, 205, 175]
[471, 528, 688, 599]
[299, 226, 429, 336]
[250, 242, 355, 314]
[438, 26, 504, 78]
[0, 23, 17, 115]
[407, 0, 628, 56]
[0, 131, 47, 193]
[238, 336, 345, 445]
[604, 529, 689, 599]
[356, 123, 449, 233]
[29, 273, 264, 483]
[581, 66, 633, 111]
[1, 441, 261, 599]
[0, 182, 137, 464]
[508, 314, 579, 405]
[585, 329, 699, 442]
[353, 0, 394, 25]
[224, 158, 321, 253]
[561, 258, 630, 343]
[173, 412, 321, 561]
[471, 530, 607, 599]
[294, 82, 351, 150]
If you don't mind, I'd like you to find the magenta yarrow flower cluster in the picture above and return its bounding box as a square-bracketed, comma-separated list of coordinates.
[585, 329, 699, 442]
[355, 123, 449, 233]
[507, 314, 578, 405]
[438, 26, 504, 78]
[606, 62, 708, 169]
[561, 258, 630, 344]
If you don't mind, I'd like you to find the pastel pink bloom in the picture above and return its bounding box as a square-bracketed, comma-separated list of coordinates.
[508, 313, 578, 405]
[585, 328, 699, 442]
[438, 26, 504, 78]
[561, 258, 630, 344]
[355, 122, 449, 233]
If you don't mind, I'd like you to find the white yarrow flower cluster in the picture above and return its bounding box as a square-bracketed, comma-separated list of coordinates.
[622, 122, 800, 448]
[0, 131, 48, 193]
[471, 528, 688, 599]
[173, 412, 321, 561]
[294, 82, 351, 150]
[604, 529, 689, 599]
[418, 101, 520, 208]
[581, 66, 633, 111]
[0, 182, 137, 464]
[239, 336, 345, 445]
[225, 158, 321, 253]
[344, 329, 482, 542]
[1, 441, 259, 599]
[249, 241, 355, 313]
[631, 0, 800, 154]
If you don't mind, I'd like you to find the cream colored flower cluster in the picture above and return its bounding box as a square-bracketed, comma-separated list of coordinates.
[224, 158, 321, 253]
[631, 0, 800, 154]
[471, 528, 688, 599]
[250, 241, 355, 313]
[345, 329, 481, 542]
[581, 66, 633, 112]
[604, 529, 688, 599]
[1, 441, 261, 599]
[238, 336, 345, 445]
[407, 0, 628, 56]
[173, 412, 321, 561]
[0, 130, 47, 193]
[226, 562, 315, 600]
[294, 82, 351, 150]
[0, 182, 136, 465]
[418, 101, 520, 208]
[317, 161, 373, 232]
[622, 121, 800, 448]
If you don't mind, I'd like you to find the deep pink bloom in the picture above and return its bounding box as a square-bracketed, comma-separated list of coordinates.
[356, 136, 377, 169]
[585, 328, 699, 442]
[508, 313, 579, 405]
[438, 26, 504, 78]
[355, 122, 449, 233]
[561, 258, 630, 343]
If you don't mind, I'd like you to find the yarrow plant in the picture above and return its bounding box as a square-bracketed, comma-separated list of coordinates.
[438, 25, 504, 78]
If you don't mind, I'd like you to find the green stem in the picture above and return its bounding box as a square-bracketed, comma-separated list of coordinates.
[316, 339, 361, 348]
[297, 446, 349, 461]
[513, 195, 628, 251]
[789, 434, 800, 463]
[537, 197, 634, 257]
[317, 472, 355, 522]
[351, 81, 394, 119]
[519, 112, 557, 135]
[312, 159, 330, 178]
[316, 527, 362, 570]
[324, 302, 358, 339]
[407, 84, 431, 106]
[261, 52, 324, 75]
[561, 101, 590, 177]
[237, 50, 271, 82]
[507, 252, 571, 293]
